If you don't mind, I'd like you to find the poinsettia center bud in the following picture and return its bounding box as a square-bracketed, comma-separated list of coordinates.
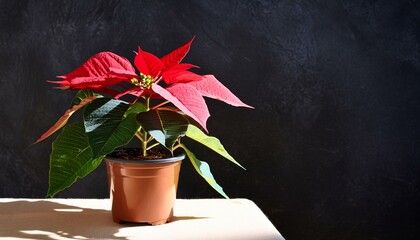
[139, 73, 154, 89]
[130, 78, 140, 86]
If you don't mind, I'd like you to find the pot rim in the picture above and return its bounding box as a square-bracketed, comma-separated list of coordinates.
[106, 150, 185, 164]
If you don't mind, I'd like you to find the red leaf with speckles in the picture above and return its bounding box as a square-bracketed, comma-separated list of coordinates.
[51, 52, 136, 90]
[152, 83, 209, 131]
[134, 47, 163, 78]
[162, 63, 199, 84]
[189, 75, 253, 108]
[160, 36, 195, 69]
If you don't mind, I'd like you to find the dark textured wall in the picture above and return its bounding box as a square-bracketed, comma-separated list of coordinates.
[1, 0, 420, 239]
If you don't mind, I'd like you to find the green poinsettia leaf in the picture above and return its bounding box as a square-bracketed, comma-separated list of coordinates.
[48, 122, 102, 197]
[84, 98, 140, 158]
[124, 102, 148, 116]
[186, 125, 245, 169]
[137, 109, 189, 151]
[180, 144, 229, 198]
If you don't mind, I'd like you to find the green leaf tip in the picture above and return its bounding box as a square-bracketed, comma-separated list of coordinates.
[186, 124, 245, 170]
[180, 144, 229, 199]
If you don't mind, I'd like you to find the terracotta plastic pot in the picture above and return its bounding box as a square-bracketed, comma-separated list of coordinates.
[105, 152, 184, 225]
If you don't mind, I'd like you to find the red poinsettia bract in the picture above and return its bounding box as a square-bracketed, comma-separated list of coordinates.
[50, 37, 253, 130]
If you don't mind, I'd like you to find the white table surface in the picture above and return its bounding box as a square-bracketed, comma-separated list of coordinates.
[0, 198, 284, 240]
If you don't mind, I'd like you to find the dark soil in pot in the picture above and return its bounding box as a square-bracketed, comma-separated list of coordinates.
[107, 148, 173, 160]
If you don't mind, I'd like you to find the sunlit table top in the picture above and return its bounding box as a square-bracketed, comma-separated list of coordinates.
[0, 198, 284, 240]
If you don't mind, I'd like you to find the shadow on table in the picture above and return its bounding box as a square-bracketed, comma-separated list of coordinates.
[0, 200, 125, 239]
[0, 200, 205, 240]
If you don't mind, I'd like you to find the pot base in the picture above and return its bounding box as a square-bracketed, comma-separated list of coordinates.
[112, 209, 174, 225]
[112, 217, 170, 226]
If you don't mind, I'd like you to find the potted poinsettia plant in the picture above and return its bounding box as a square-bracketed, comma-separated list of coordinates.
[35, 36, 252, 224]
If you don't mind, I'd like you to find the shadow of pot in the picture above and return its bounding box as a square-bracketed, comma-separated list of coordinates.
[106, 152, 184, 225]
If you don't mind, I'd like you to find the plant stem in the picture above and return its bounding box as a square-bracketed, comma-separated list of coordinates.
[152, 100, 170, 109]
[172, 139, 181, 151]
[142, 131, 148, 156]
[135, 131, 143, 140]
[145, 95, 150, 110]
[142, 96, 151, 156]
[146, 142, 160, 151]
[146, 135, 154, 143]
